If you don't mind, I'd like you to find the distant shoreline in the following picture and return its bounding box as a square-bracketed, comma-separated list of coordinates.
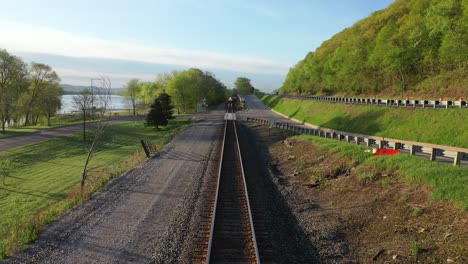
[62, 90, 122, 95]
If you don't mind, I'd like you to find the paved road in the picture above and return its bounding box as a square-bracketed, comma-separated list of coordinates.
[0, 117, 142, 152]
[237, 94, 298, 123]
[3, 110, 224, 263]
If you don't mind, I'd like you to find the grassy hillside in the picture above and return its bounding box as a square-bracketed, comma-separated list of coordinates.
[262, 95, 468, 148]
[0, 120, 190, 258]
[281, 0, 467, 97]
[294, 134, 468, 210]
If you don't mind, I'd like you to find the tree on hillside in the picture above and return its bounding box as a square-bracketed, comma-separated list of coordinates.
[146, 92, 174, 129]
[137, 81, 162, 106]
[39, 83, 63, 126]
[166, 71, 191, 113]
[280, 0, 467, 96]
[0, 49, 28, 134]
[24, 63, 60, 126]
[234, 77, 255, 94]
[125, 78, 140, 116]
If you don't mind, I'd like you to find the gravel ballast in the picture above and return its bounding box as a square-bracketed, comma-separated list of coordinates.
[3, 111, 224, 264]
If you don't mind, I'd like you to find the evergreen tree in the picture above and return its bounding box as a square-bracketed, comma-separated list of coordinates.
[146, 92, 174, 128]
[158, 92, 175, 121]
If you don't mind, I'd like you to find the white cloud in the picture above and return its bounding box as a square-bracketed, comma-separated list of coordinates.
[56, 68, 156, 81]
[0, 21, 290, 76]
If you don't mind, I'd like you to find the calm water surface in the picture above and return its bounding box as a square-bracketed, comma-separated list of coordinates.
[60, 95, 131, 113]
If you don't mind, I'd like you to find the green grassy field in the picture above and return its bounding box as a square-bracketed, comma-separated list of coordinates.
[262, 95, 468, 148]
[0, 119, 190, 258]
[295, 134, 468, 211]
[0, 115, 85, 138]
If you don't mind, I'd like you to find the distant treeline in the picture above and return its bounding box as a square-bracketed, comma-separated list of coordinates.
[281, 0, 467, 97]
[0, 49, 62, 132]
[61, 84, 125, 95]
[125, 68, 228, 114]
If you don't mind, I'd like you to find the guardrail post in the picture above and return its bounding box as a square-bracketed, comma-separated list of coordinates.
[410, 145, 416, 155]
[345, 135, 350, 142]
[365, 138, 371, 147]
[454, 152, 461, 166]
[378, 140, 384, 148]
[430, 148, 437, 161]
[356, 136, 360, 145]
[394, 142, 401, 150]
[140, 140, 151, 158]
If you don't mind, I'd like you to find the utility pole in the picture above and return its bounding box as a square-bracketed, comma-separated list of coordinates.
[90, 78, 101, 118]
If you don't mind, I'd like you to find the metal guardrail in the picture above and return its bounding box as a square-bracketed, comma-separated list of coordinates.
[246, 117, 468, 166]
[282, 95, 468, 109]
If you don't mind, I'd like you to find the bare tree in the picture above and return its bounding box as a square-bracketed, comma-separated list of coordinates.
[79, 77, 112, 196]
[73, 89, 93, 141]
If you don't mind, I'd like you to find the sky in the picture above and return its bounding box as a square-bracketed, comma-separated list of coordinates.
[0, 0, 394, 91]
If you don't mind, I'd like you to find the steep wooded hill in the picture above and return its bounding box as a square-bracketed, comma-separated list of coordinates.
[281, 0, 467, 97]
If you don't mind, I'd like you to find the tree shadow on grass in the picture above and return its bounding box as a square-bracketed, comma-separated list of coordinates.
[264, 95, 283, 109]
[320, 108, 385, 135]
[0, 187, 66, 201]
[289, 107, 302, 119]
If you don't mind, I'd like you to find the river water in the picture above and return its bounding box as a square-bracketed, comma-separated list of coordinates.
[60, 95, 131, 113]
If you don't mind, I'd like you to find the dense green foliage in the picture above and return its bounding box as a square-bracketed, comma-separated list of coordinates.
[234, 77, 255, 94]
[262, 95, 468, 148]
[124, 78, 140, 116]
[281, 0, 467, 97]
[0, 120, 190, 259]
[0, 49, 63, 133]
[131, 69, 227, 114]
[296, 134, 468, 210]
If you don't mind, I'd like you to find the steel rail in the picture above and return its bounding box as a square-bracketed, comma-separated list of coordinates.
[206, 117, 260, 263]
[233, 120, 260, 264]
[206, 119, 227, 263]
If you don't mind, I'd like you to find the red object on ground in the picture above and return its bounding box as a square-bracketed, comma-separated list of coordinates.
[373, 148, 400, 156]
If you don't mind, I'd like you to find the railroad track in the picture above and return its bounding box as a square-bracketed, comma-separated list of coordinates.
[192, 119, 261, 263]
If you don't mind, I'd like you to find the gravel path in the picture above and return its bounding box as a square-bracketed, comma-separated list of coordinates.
[2, 111, 224, 264]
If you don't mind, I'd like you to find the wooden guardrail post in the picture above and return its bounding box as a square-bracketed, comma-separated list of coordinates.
[454, 152, 461, 166]
[410, 145, 416, 156]
[140, 140, 150, 158]
[430, 148, 437, 161]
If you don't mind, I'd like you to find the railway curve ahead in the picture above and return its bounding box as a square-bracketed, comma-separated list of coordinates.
[207, 119, 260, 263]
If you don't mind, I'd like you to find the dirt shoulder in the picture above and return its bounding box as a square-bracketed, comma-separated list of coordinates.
[248, 122, 467, 263]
